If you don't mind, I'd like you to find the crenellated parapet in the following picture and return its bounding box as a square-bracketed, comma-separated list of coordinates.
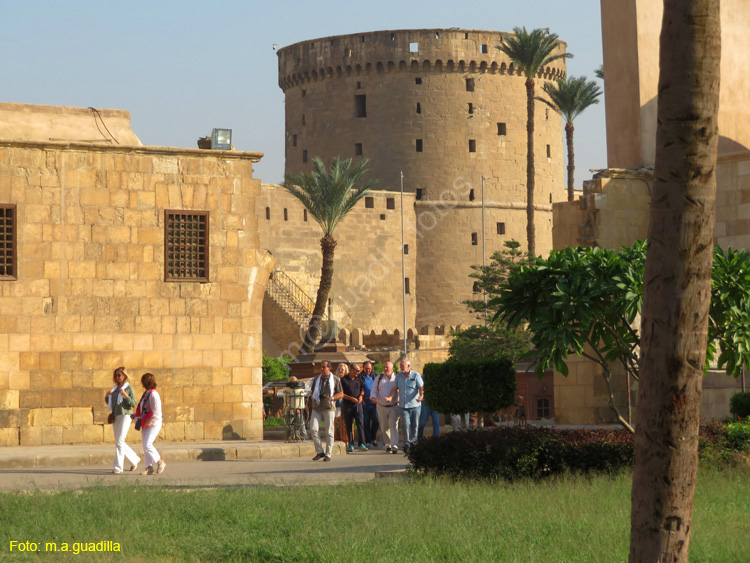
[278, 29, 567, 92]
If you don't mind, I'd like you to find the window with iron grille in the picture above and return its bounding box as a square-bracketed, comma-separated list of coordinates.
[0, 205, 17, 280]
[165, 210, 209, 282]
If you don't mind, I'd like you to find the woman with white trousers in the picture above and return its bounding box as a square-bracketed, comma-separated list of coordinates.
[105, 367, 140, 474]
[134, 372, 166, 475]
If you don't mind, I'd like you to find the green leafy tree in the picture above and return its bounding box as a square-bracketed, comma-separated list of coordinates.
[497, 27, 572, 257]
[284, 156, 378, 352]
[262, 353, 290, 384]
[538, 76, 602, 201]
[494, 242, 646, 433]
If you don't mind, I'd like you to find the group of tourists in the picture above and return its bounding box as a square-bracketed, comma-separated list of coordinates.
[309, 358, 438, 461]
[105, 367, 166, 476]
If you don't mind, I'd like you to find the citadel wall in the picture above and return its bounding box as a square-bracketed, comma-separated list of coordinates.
[0, 120, 271, 446]
[277, 29, 567, 328]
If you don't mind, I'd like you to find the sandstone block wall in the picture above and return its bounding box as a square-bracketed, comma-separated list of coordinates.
[715, 151, 750, 249]
[258, 184, 417, 346]
[0, 140, 271, 446]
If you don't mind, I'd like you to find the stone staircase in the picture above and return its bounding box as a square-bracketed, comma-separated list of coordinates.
[265, 270, 317, 330]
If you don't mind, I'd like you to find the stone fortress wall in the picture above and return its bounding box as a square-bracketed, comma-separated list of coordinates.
[0, 104, 272, 446]
[276, 29, 568, 328]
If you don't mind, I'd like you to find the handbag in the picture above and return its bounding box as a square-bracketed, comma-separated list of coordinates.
[134, 418, 142, 431]
[107, 412, 115, 424]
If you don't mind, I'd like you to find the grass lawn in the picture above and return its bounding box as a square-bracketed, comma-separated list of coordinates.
[1, 468, 748, 562]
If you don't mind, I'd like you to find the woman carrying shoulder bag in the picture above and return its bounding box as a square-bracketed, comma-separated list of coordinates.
[134, 372, 166, 475]
[105, 366, 140, 474]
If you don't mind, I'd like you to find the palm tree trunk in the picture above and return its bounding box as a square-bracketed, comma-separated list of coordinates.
[565, 121, 575, 202]
[525, 77, 536, 257]
[629, 1, 720, 561]
[301, 234, 337, 353]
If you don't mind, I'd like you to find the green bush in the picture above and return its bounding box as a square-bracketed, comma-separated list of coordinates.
[423, 358, 516, 415]
[263, 416, 285, 428]
[729, 391, 750, 419]
[726, 420, 750, 451]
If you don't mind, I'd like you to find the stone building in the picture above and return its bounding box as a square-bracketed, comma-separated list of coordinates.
[275, 29, 568, 328]
[0, 103, 272, 447]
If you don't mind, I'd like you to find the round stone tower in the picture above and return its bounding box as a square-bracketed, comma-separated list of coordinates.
[277, 29, 567, 326]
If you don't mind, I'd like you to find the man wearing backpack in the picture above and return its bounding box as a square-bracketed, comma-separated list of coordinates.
[310, 361, 344, 462]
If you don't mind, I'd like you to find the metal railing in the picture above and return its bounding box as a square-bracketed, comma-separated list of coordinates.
[266, 270, 322, 327]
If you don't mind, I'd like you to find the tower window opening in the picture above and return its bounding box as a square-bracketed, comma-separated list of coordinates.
[416, 188, 424, 200]
[473, 281, 481, 293]
[391, 33, 396, 41]
[546, 144, 551, 158]
[302, 89, 306, 97]
[409, 42, 419, 53]
[416, 102, 421, 114]
[537, 397, 551, 419]
[386, 197, 395, 210]
[416, 139, 423, 152]
[355, 143, 363, 156]
[356, 81, 362, 89]
[497, 222, 505, 235]
[380, 213, 386, 220]
[415, 77, 422, 85]
[302, 114, 305, 125]
[302, 150, 308, 163]
[546, 108, 549, 120]
[471, 233, 478, 246]
[265, 207, 270, 220]
[303, 209, 308, 222]
[292, 134, 297, 147]
[284, 208, 288, 221]
[481, 44, 488, 54]
[345, 48, 352, 57]
[469, 189, 475, 201]
[361, 35, 365, 43]
[469, 139, 477, 153]
[435, 32, 439, 39]
[497, 122, 507, 136]
[365, 197, 374, 209]
[404, 277, 411, 294]
[465, 32, 469, 39]
[466, 78, 475, 92]
[355, 94, 367, 117]
[404, 244, 409, 255]
[468, 103, 474, 114]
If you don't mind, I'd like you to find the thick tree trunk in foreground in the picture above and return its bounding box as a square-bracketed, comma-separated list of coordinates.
[629, 2, 720, 562]
[525, 77, 536, 257]
[301, 234, 336, 353]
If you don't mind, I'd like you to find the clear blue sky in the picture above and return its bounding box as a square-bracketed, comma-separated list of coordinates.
[1, 0, 606, 186]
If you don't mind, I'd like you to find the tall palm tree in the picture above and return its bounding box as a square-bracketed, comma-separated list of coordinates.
[498, 27, 572, 257]
[629, 0, 720, 561]
[283, 156, 378, 353]
[538, 76, 602, 201]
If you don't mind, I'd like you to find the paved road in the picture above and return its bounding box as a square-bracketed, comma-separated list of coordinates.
[0, 449, 409, 492]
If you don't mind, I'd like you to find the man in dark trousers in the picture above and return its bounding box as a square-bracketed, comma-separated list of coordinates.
[360, 361, 380, 448]
[341, 363, 368, 452]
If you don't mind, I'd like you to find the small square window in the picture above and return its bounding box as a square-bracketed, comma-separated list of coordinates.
[497, 222, 506, 235]
[416, 139, 423, 152]
[416, 188, 424, 200]
[497, 122, 507, 136]
[380, 213, 386, 220]
[471, 233, 478, 246]
[469, 139, 477, 153]
[355, 143, 363, 156]
[386, 198, 395, 210]
[302, 150, 308, 163]
[356, 81, 362, 89]
[404, 244, 409, 255]
[365, 197, 374, 209]
[466, 78, 475, 92]
[415, 77, 422, 85]
[0, 204, 17, 280]
[345, 48, 352, 57]
[481, 44, 488, 54]
[410, 42, 419, 53]
[165, 210, 209, 283]
[464, 32, 469, 40]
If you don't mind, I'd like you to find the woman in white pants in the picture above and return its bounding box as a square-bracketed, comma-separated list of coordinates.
[105, 367, 140, 473]
[135, 372, 165, 475]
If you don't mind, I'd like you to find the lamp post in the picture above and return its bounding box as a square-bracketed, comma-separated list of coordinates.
[400, 171, 407, 359]
[482, 175, 487, 326]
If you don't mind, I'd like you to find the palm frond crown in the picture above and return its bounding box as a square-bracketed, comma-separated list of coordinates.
[537, 76, 602, 124]
[283, 156, 378, 235]
[497, 27, 572, 77]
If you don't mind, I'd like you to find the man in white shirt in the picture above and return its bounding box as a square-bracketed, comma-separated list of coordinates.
[310, 361, 344, 462]
[370, 361, 400, 454]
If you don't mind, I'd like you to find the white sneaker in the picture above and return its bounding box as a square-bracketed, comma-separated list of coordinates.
[156, 460, 166, 474]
